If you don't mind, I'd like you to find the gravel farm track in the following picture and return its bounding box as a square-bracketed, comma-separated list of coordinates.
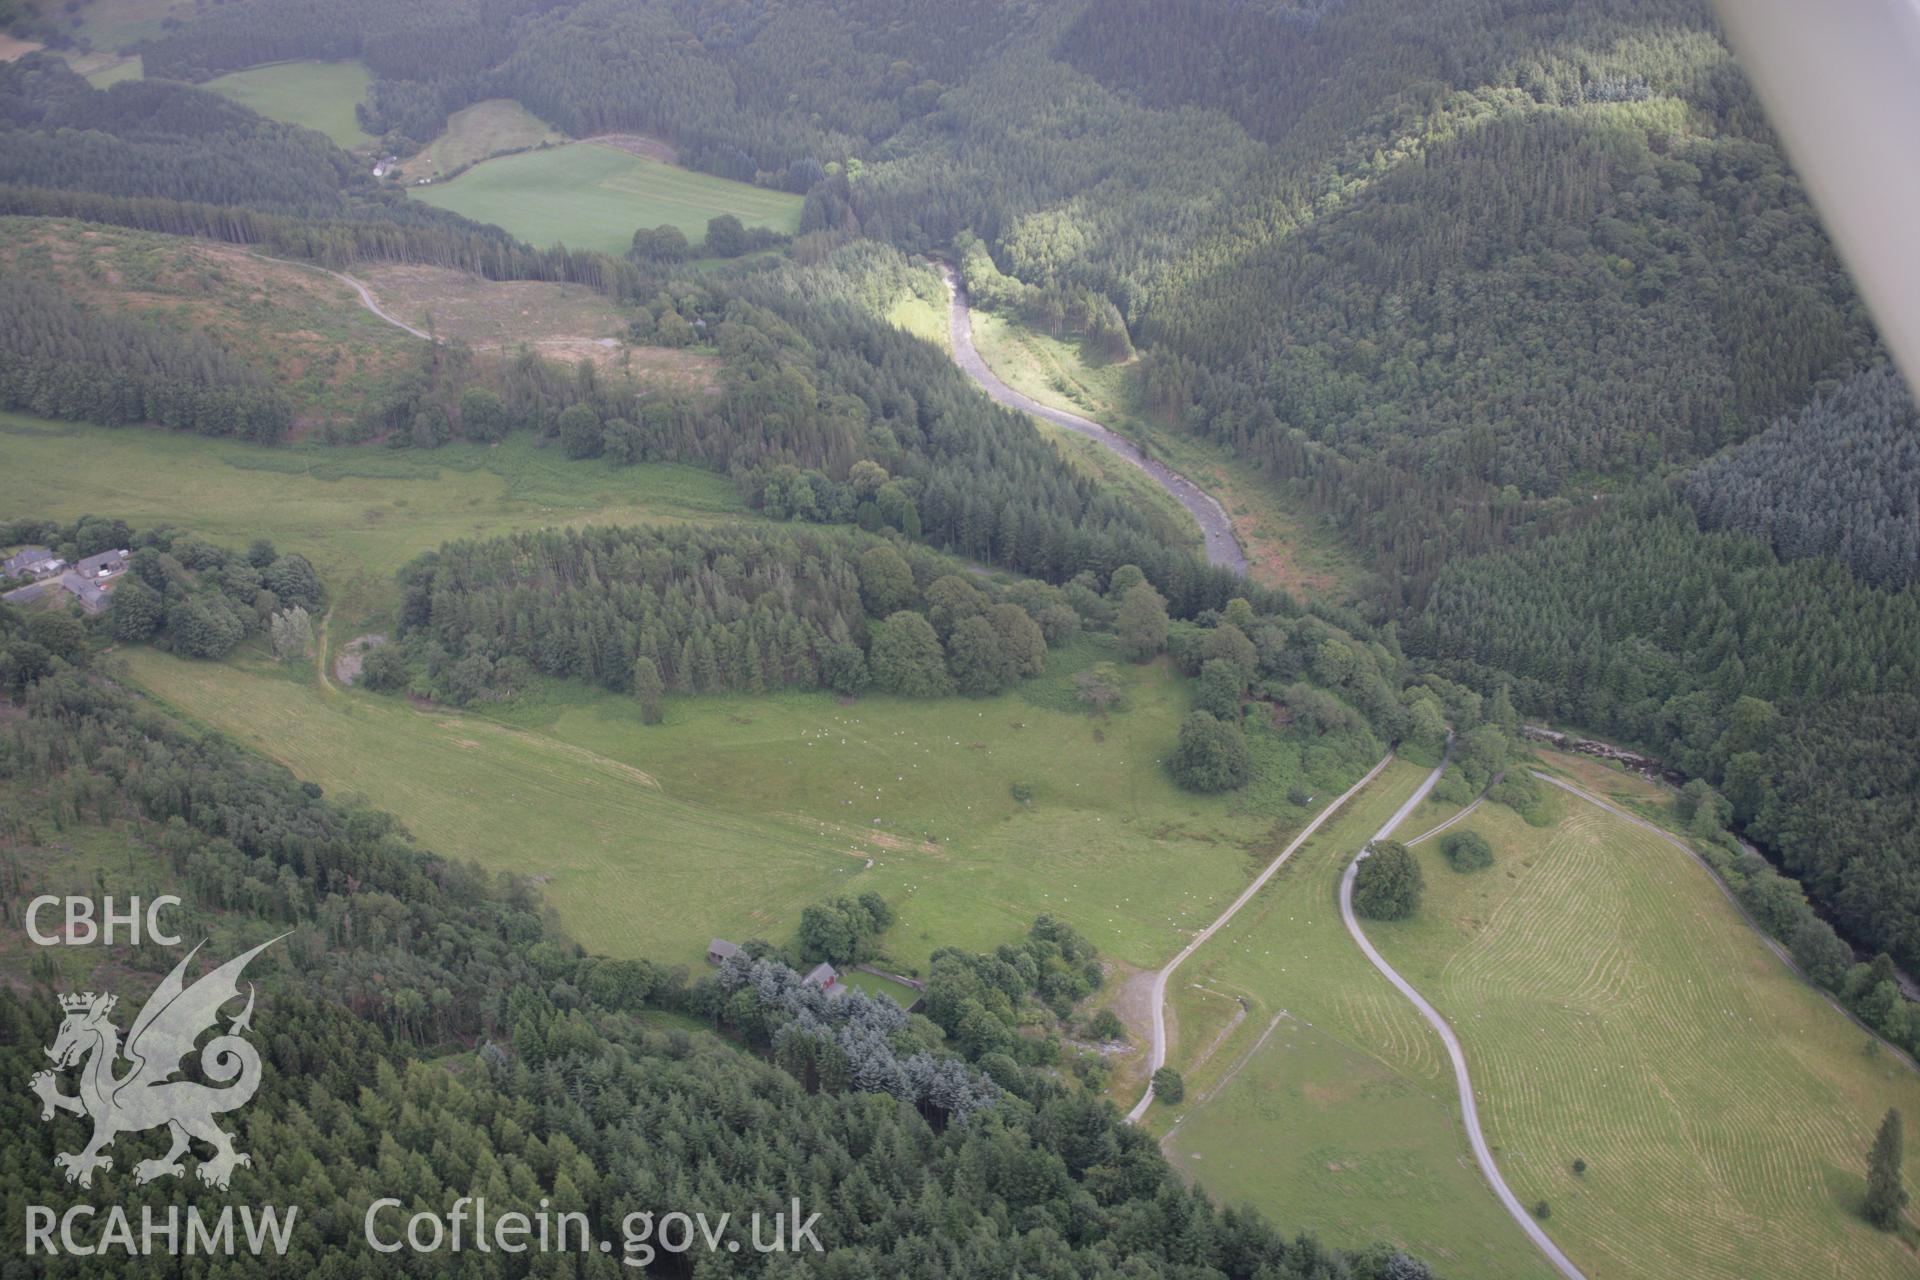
[941, 264, 1247, 575]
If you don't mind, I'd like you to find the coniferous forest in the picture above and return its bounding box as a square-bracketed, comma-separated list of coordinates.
[3, 0, 1920, 1270]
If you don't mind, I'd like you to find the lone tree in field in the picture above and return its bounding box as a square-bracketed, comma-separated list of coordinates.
[1170, 712, 1252, 793]
[1867, 1107, 1909, 1229]
[1151, 1066, 1185, 1105]
[1441, 829, 1494, 872]
[1353, 841, 1424, 920]
[704, 213, 748, 257]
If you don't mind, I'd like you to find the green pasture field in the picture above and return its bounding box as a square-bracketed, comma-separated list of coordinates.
[398, 99, 566, 181]
[408, 142, 804, 255]
[203, 61, 376, 150]
[1368, 759, 1920, 1280]
[120, 636, 1377, 973]
[0, 415, 744, 632]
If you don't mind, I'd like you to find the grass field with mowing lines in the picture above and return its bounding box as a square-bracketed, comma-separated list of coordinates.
[203, 61, 376, 150]
[1159, 762, 1555, 1279]
[409, 143, 803, 255]
[122, 639, 1377, 973]
[0, 415, 744, 632]
[1369, 759, 1920, 1280]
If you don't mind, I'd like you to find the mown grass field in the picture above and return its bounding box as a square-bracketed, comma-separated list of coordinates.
[965, 309, 1371, 603]
[203, 61, 376, 150]
[1366, 754, 1920, 1280]
[1158, 761, 1556, 1280]
[409, 142, 804, 255]
[122, 637, 1375, 974]
[397, 99, 566, 181]
[0, 415, 744, 632]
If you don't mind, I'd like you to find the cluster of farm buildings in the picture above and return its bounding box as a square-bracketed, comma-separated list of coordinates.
[2, 545, 130, 614]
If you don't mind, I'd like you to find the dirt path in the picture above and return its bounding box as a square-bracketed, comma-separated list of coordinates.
[1340, 746, 1589, 1280]
[941, 265, 1247, 575]
[244, 252, 435, 341]
[1403, 778, 1497, 847]
[1124, 753, 1392, 1122]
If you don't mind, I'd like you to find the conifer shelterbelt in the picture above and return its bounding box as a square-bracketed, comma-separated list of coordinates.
[1867, 1109, 1909, 1231]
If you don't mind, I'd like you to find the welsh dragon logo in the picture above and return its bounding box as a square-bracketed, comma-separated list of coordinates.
[30, 936, 285, 1191]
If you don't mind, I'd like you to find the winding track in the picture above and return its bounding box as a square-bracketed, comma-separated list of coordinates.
[1123, 754, 1393, 1123]
[940, 265, 1247, 575]
[1340, 750, 1590, 1280]
[244, 252, 436, 340]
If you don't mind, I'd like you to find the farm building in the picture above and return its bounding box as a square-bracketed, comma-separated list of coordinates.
[801, 962, 840, 992]
[3, 546, 61, 578]
[1, 547, 130, 614]
[707, 938, 741, 965]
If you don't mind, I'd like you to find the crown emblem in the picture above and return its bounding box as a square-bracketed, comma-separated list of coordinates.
[58, 991, 113, 1015]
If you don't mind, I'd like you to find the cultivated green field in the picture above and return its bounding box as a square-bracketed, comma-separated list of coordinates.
[122, 639, 1376, 973]
[1159, 762, 1556, 1280]
[0, 415, 744, 631]
[409, 142, 804, 255]
[203, 61, 376, 150]
[1367, 759, 1920, 1280]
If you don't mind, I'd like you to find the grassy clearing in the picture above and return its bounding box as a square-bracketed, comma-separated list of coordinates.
[965, 309, 1370, 603]
[839, 969, 922, 1004]
[203, 61, 376, 150]
[357, 263, 625, 345]
[1159, 761, 1555, 1279]
[0, 216, 415, 424]
[0, 415, 743, 634]
[1368, 753, 1920, 1280]
[409, 142, 804, 255]
[887, 292, 949, 350]
[121, 637, 1375, 974]
[69, 51, 142, 86]
[353, 262, 720, 390]
[395, 99, 566, 182]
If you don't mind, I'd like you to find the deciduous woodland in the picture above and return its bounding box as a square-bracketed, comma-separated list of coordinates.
[3, 0, 1919, 1273]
